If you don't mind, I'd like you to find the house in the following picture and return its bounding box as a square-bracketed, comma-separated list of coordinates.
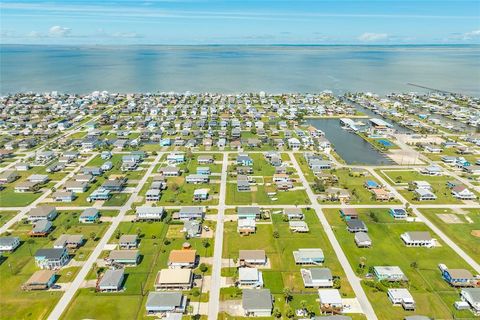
[293, 248, 324, 265]
[284, 208, 304, 220]
[421, 165, 443, 176]
[460, 288, 480, 315]
[389, 208, 408, 219]
[29, 220, 53, 237]
[242, 289, 273, 317]
[318, 289, 343, 313]
[197, 155, 214, 164]
[168, 250, 197, 268]
[237, 207, 261, 220]
[0, 236, 20, 252]
[451, 185, 476, 200]
[64, 181, 88, 193]
[289, 221, 309, 233]
[136, 206, 165, 221]
[119, 235, 138, 249]
[196, 167, 211, 175]
[465, 165, 480, 175]
[237, 166, 253, 175]
[415, 188, 437, 201]
[27, 206, 57, 223]
[73, 174, 94, 183]
[106, 250, 140, 266]
[237, 219, 256, 234]
[52, 191, 76, 202]
[98, 269, 124, 292]
[15, 162, 30, 171]
[53, 234, 84, 249]
[22, 270, 56, 291]
[288, 137, 301, 150]
[145, 292, 187, 315]
[413, 181, 432, 190]
[185, 174, 209, 184]
[237, 179, 251, 192]
[160, 138, 171, 147]
[101, 151, 112, 160]
[158, 166, 181, 177]
[145, 189, 161, 201]
[373, 266, 408, 282]
[354, 232, 372, 248]
[14, 181, 39, 193]
[0, 170, 19, 184]
[372, 188, 394, 201]
[193, 188, 209, 201]
[239, 268, 263, 288]
[166, 153, 185, 163]
[154, 269, 193, 290]
[34, 248, 69, 269]
[101, 178, 126, 191]
[177, 206, 204, 220]
[101, 161, 113, 171]
[87, 188, 111, 201]
[346, 220, 368, 233]
[239, 250, 267, 266]
[401, 231, 435, 247]
[388, 288, 416, 310]
[442, 268, 476, 287]
[301, 268, 333, 288]
[236, 154, 253, 166]
[79, 208, 99, 223]
[27, 174, 49, 184]
[83, 167, 103, 176]
[183, 220, 202, 238]
[340, 208, 358, 221]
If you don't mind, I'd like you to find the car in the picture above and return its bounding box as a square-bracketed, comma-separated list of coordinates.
[51, 285, 62, 289]
[203, 226, 210, 231]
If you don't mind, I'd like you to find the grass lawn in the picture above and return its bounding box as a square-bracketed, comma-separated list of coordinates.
[0, 211, 18, 227]
[225, 183, 310, 205]
[324, 208, 475, 320]
[420, 208, 480, 264]
[104, 192, 129, 206]
[157, 176, 220, 206]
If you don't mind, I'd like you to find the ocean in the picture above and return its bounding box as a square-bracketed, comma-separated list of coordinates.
[1, 45, 479, 96]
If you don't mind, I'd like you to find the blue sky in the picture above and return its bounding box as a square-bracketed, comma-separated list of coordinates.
[1, 0, 479, 44]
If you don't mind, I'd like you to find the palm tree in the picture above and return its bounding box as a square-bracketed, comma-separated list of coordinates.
[283, 287, 292, 303]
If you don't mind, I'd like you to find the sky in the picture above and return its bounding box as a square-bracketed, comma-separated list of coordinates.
[1, 0, 479, 45]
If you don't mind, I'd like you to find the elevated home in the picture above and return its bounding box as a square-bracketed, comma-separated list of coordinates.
[340, 208, 358, 221]
[373, 266, 408, 282]
[52, 191, 76, 202]
[83, 167, 103, 176]
[413, 180, 432, 190]
[372, 188, 394, 201]
[237, 219, 256, 235]
[193, 188, 209, 201]
[27, 206, 57, 223]
[183, 220, 202, 238]
[242, 289, 273, 317]
[177, 206, 204, 220]
[451, 185, 476, 200]
[64, 181, 88, 193]
[237, 166, 253, 175]
[355, 232, 372, 248]
[87, 188, 111, 201]
[106, 250, 140, 266]
[53, 235, 84, 249]
[293, 248, 324, 265]
[154, 269, 193, 290]
[22, 270, 56, 291]
[145, 189, 161, 201]
[442, 268, 476, 287]
[98, 269, 124, 292]
[346, 220, 368, 233]
[185, 174, 209, 184]
[34, 248, 69, 269]
[288, 137, 301, 150]
[236, 154, 253, 166]
[284, 208, 304, 220]
[79, 208, 99, 223]
[318, 289, 343, 313]
[196, 167, 211, 175]
[197, 155, 214, 164]
[401, 231, 435, 247]
[101, 178, 126, 191]
[237, 207, 261, 220]
[415, 188, 437, 201]
[27, 174, 49, 184]
[119, 235, 138, 249]
[289, 221, 309, 233]
[29, 220, 53, 237]
[14, 181, 39, 193]
[168, 250, 197, 268]
[237, 179, 251, 192]
[388, 288, 416, 310]
[0, 170, 19, 184]
[136, 206, 165, 221]
[239, 267, 263, 288]
[158, 166, 180, 177]
[101, 161, 113, 171]
[460, 288, 480, 315]
[239, 250, 267, 266]
[301, 268, 333, 288]
[0, 236, 20, 252]
[166, 152, 185, 164]
[421, 165, 443, 176]
[389, 208, 407, 219]
[145, 292, 187, 315]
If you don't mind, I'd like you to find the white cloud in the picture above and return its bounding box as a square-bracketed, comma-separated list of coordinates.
[49, 25, 71, 37]
[463, 29, 480, 40]
[358, 32, 388, 42]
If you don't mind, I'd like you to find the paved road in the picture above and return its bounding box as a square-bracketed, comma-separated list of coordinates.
[207, 153, 229, 320]
[0, 153, 98, 235]
[289, 152, 378, 320]
[47, 153, 163, 320]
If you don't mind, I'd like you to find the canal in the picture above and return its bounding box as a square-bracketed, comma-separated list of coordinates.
[308, 118, 395, 165]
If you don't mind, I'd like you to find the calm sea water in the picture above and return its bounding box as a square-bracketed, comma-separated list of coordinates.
[1, 45, 479, 95]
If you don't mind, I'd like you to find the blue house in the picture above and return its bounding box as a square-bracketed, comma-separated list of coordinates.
[87, 188, 111, 202]
[79, 208, 100, 223]
[389, 208, 407, 219]
[340, 208, 358, 221]
[442, 268, 475, 287]
[167, 153, 186, 163]
[236, 154, 253, 166]
[160, 138, 171, 147]
[196, 167, 211, 175]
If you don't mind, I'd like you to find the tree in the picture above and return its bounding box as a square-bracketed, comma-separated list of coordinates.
[90, 232, 97, 241]
[272, 231, 280, 239]
[272, 308, 282, 319]
[285, 306, 295, 319]
[199, 263, 208, 273]
[283, 287, 292, 303]
[202, 239, 210, 249]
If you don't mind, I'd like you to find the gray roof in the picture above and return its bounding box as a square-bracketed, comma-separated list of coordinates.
[355, 232, 371, 242]
[179, 206, 204, 215]
[146, 292, 183, 309]
[242, 289, 273, 310]
[462, 288, 480, 303]
[32, 220, 52, 233]
[29, 206, 56, 217]
[35, 248, 66, 260]
[237, 207, 260, 215]
[0, 236, 19, 247]
[80, 208, 99, 217]
[99, 269, 124, 288]
[119, 235, 138, 243]
[404, 231, 432, 241]
[347, 220, 367, 230]
[311, 268, 333, 280]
